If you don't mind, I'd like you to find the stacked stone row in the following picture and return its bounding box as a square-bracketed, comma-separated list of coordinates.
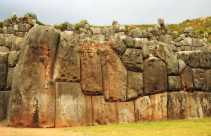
[0, 32, 22, 120]
[0, 16, 35, 37]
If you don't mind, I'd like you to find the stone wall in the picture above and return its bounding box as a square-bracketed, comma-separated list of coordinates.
[0, 16, 211, 128]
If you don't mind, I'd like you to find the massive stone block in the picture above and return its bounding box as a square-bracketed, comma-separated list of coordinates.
[181, 66, 194, 91]
[0, 91, 10, 120]
[0, 53, 8, 91]
[167, 92, 189, 119]
[127, 71, 143, 100]
[168, 76, 181, 91]
[80, 43, 103, 95]
[192, 69, 207, 90]
[206, 69, 211, 91]
[8, 25, 59, 127]
[117, 101, 135, 123]
[135, 93, 167, 121]
[168, 92, 211, 119]
[121, 48, 143, 72]
[55, 82, 92, 127]
[143, 57, 167, 95]
[177, 51, 211, 68]
[54, 31, 80, 82]
[92, 96, 118, 125]
[101, 45, 127, 101]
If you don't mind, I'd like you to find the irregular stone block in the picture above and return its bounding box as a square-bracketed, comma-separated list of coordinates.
[8, 25, 59, 127]
[192, 69, 207, 90]
[92, 96, 118, 125]
[177, 51, 211, 68]
[127, 71, 143, 100]
[121, 48, 143, 72]
[6, 68, 14, 90]
[181, 66, 194, 91]
[0, 53, 8, 91]
[168, 76, 181, 91]
[135, 93, 167, 121]
[167, 92, 189, 119]
[101, 45, 127, 101]
[143, 57, 167, 95]
[54, 31, 80, 82]
[154, 43, 179, 75]
[206, 69, 211, 91]
[0, 91, 10, 120]
[80, 43, 103, 95]
[55, 82, 92, 127]
[8, 51, 20, 67]
[117, 101, 135, 123]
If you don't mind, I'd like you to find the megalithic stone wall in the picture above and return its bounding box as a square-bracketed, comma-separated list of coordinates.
[0, 16, 211, 128]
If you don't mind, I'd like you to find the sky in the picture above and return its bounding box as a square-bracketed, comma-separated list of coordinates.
[0, 0, 211, 25]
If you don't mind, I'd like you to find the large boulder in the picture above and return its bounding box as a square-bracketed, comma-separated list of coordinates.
[101, 45, 127, 101]
[80, 43, 103, 95]
[135, 93, 167, 121]
[192, 69, 207, 90]
[143, 57, 167, 95]
[55, 82, 92, 127]
[167, 92, 189, 119]
[181, 66, 194, 91]
[117, 101, 135, 123]
[92, 96, 118, 125]
[127, 71, 143, 100]
[53, 31, 80, 82]
[177, 51, 211, 69]
[121, 48, 143, 72]
[0, 53, 8, 90]
[8, 25, 60, 127]
[168, 76, 181, 91]
[0, 91, 10, 120]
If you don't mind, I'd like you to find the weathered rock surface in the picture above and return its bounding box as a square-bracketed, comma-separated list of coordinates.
[8, 25, 59, 127]
[0, 53, 8, 90]
[101, 45, 127, 101]
[80, 43, 103, 95]
[0, 91, 10, 120]
[177, 51, 211, 68]
[121, 48, 143, 72]
[92, 96, 118, 125]
[143, 57, 167, 95]
[117, 101, 135, 123]
[55, 82, 91, 127]
[127, 71, 143, 100]
[181, 66, 194, 91]
[135, 93, 167, 120]
[54, 31, 80, 82]
[168, 76, 181, 91]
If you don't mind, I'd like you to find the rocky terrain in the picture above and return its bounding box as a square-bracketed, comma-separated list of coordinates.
[0, 14, 211, 128]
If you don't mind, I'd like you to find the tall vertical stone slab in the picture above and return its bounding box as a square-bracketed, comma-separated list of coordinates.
[55, 82, 92, 127]
[0, 91, 10, 120]
[135, 93, 167, 121]
[181, 66, 194, 91]
[0, 53, 8, 91]
[8, 25, 59, 127]
[143, 57, 167, 95]
[206, 69, 211, 91]
[101, 45, 127, 101]
[192, 69, 207, 90]
[54, 31, 80, 82]
[80, 43, 103, 95]
[92, 96, 118, 125]
[127, 71, 143, 100]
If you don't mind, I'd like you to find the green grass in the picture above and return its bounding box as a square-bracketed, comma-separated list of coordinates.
[2, 118, 211, 136]
[65, 118, 211, 136]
